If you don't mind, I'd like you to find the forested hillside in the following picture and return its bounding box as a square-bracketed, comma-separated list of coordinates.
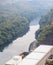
[36, 9, 53, 45]
[0, 16, 29, 45]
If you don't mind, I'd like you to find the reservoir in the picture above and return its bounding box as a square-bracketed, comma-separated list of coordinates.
[0, 18, 40, 65]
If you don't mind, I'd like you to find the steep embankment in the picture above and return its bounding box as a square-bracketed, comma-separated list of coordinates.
[36, 9, 53, 45]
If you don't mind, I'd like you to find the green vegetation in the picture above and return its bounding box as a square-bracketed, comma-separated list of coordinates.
[37, 22, 53, 45]
[39, 9, 53, 28]
[36, 9, 53, 45]
[48, 61, 53, 65]
[0, 16, 29, 45]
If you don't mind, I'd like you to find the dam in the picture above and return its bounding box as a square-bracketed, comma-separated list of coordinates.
[5, 45, 53, 65]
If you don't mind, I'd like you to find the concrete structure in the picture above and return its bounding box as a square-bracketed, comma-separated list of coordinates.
[5, 45, 53, 65]
[18, 45, 53, 65]
[5, 56, 22, 65]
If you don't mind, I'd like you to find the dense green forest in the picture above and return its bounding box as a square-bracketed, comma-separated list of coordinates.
[0, 15, 29, 45]
[36, 9, 53, 45]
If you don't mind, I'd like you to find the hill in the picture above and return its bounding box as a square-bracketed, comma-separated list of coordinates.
[36, 9, 53, 45]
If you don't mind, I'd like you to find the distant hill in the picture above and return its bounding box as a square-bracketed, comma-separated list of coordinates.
[0, 0, 53, 19]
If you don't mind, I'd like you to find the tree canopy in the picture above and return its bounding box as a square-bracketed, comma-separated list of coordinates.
[36, 9, 53, 45]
